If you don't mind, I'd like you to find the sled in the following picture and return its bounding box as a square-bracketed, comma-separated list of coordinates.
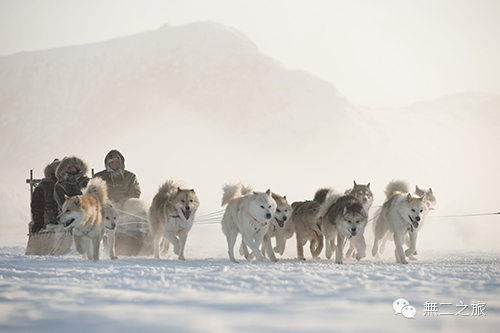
[25, 228, 73, 255]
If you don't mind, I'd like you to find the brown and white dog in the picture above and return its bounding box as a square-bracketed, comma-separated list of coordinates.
[149, 179, 199, 260]
[57, 177, 108, 262]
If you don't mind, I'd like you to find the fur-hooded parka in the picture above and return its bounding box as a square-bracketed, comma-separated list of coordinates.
[93, 150, 141, 207]
[54, 156, 90, 208]
[31, 159, 61, 233]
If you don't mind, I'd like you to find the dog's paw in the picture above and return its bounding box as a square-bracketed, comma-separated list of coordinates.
[111, 256, 118, 260]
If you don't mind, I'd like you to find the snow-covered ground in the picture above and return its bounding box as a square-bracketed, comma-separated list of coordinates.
[1, 223, 498, 333]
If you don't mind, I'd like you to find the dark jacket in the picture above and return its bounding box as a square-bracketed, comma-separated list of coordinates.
[54, 156, 90, 208]
[93, 150, 141, 206]
[31, 159, 61, 233]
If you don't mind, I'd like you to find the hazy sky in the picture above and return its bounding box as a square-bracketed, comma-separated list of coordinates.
[1, 0, 499, 108]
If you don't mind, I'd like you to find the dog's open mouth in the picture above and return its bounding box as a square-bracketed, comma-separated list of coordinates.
[409, 216, 419, 229]
[182, 210, 191, 220]
[61, 219, 75, 228]
[275, 217, 285, 228]
[350, 230, 357, 237]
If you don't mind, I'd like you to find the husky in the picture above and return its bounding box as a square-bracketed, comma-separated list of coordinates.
[57, 177, 107, 262]
[416, 186, 436, 210]
[149, 179, 199, 260]
[344, 181, 373, 259]
[102, 200, 119, 259]
[371, 180, 427, 264]
[221, 183, 276, 263]
[259, 193, 292, 262]
[288, 199, 324, 261]
[318, 194, 368, 264]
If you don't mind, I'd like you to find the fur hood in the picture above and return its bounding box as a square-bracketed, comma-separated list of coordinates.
[43, 159, 61, 181]
[104, 149, 125, 172]
[55, 156, 89, 181]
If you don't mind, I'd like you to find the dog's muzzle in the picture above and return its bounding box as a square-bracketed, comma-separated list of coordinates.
[58, 217, 75, 228]
[408, 215, 420, 229]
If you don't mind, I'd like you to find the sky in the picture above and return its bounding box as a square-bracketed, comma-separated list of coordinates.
[1, 0, 499, 108]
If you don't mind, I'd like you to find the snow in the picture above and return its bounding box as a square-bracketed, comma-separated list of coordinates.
[1, 223, 499, 332]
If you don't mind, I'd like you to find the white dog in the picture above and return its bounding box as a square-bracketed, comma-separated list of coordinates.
[102, 200, 119, 259]
[221, 183, 276, 263]
[372, 180, 427, 264]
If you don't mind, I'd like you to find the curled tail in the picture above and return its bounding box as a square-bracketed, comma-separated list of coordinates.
[316, 192, 341, 220]
[86, 178, 108, 206]
[384, 180, 410, 200]
[221, 182, 252, 206]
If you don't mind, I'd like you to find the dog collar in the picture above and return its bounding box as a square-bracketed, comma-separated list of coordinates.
[252, 216, 267, 226]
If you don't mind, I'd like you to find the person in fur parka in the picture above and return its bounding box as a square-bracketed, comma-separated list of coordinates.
[93, 149, 141, 208]
[30, 158, 61, 233]
[54, 156, 90, 209]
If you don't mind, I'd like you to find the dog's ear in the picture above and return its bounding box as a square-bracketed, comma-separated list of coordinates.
[420, 193, 427, 203]
[406, 193, 413, 203]
[428, 187, 433, 194]
[415, 185, 421, 192]
[266, 189, 271, 195]
[367, 183, 370, 188]
[64, 194, 70, 201]
[283, 195, 287, 200]
[353, 180, 357, 187]
[74, 196, 81, 207]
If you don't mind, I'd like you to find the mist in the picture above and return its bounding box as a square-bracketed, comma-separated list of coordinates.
[0, 22, 499, 254]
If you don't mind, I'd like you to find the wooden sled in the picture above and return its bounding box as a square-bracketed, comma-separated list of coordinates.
[25, 229, 72, 255]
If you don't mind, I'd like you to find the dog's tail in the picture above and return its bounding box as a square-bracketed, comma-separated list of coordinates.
[86, 177, 108, 206]
[316, 192, 342, 220]
[152, 179, 183, 209]
[221, 182, 252, 206]
[384, 180, 410, 200]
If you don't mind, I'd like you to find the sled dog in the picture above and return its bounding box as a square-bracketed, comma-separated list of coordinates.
[260, 193, 292, 262]
[221, 183, 276, 263]
[345, 181, 373, 258]
[149, 179, 199, 260]
[318, 194, 368, 264]
[371, 180, 427, 264]
[57, 177, 108, 262]
[288, 200, 324, 260]
[102, 200, 119, 259]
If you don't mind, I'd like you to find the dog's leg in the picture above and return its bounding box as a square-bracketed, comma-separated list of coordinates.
[325, 234, 333, 259]
[241, 234, 264, 263]
[107, 231, 117, 260]
[91, 235, 100, 262]
[239, 241, 250, 259]
[224, 225, 239, 263]
[84, 237, 93, 260]
[335, 234, 346, 264]
[164, 230, 181, 256]
[311, 235, 323, 260]
[274, 232, 285, 255]
[405, 231, 418, 260]
[354, 235, 367, 261]
[178, 231, 188, 261]
[74, 234, 86, 255]
[296, 234, 306, 260]
[263, 235, 277, 262]
[152, 231, 163, 259]
[393, 232, 408, 264]
[346, 242, 356, 259]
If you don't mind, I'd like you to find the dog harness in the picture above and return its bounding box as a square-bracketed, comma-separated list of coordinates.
[252, 216, 268, 226]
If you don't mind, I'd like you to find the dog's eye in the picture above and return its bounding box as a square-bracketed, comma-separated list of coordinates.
[190, 200, 193, 203]
[268, 205, 271, 209]
[106, 217, 110, 220]
[260, 205, 264, 209]
[411, 209, 415, 212]
[181, 200, 185, 203]
[66, 209, 69, 213]
[420, 209, 423, 212]
[276, 209, 281, 213]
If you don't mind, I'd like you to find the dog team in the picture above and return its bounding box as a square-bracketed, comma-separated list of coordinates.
[33, 151, 436, 264]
